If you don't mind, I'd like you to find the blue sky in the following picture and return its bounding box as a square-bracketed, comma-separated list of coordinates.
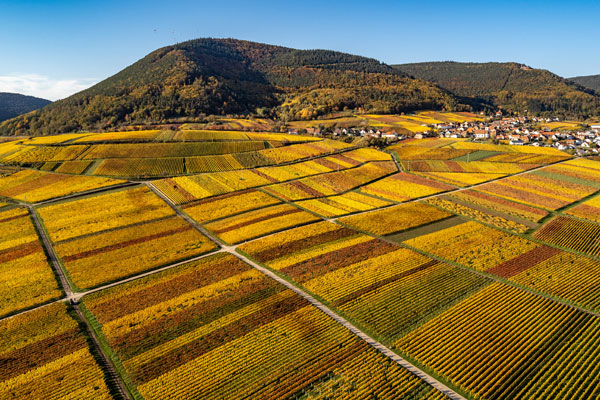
[1, 0, 598, 100]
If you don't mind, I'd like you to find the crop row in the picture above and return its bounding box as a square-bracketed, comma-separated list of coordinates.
[450, 141, 571, 156]
[54, 160, 93, 174]
[90, 139, 353, 177]
[239, 214, 600, 400]
[447, 189, 549, 222]
[391, 145, 472, 161]
[533, 216, 600, 258]
[476, 168, 600, 211]
[94, 157, 186, 177]
[502, 248, 600, 312]
[239, 221, 491, 345]
[404, 220, 538, 271]
[50, 215, 216, 290]
[400, 160, 536, 174]
[68, 129, 322, 144]
[183, 189, 281, 224]
[395, 282, 600, 399]
[413, 171, 506, 187]
[81, 253, 443, 399]
[80, 141, 269, 159]
[73, 129, 161, 143]
[389, 145, 472, 161]
[482, 152, 570, 164]
[151, 148, 390, 205]
[565, 194, 600, 222]
[38, 186, 175, 242]
[2, 144, 89, 164]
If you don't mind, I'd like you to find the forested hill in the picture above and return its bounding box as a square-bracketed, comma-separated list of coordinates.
[570, 74, 600, 92]
[0, 39, 464, 136]
[394, 61, 600, 119]
[0, 93, 51, 122]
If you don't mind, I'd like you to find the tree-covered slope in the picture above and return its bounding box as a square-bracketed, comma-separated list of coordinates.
[0, 93, 51, 123]
[570, 74, 600, 92]
[394, 61, 600, 119]
[0, 39, 464, 136]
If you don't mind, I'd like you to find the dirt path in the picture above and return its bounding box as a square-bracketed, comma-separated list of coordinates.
[75, 249, 225, 300]
[73, 304, 132, 400]
[31, 182, 140, 206]
[28, 205, 74, 299]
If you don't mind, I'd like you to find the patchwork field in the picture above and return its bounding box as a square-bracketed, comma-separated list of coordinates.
[3, 127, 600, 400]
[82, 253, 445, 400]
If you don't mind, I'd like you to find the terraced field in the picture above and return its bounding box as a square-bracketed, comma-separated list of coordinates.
[2, 128, 599, 400]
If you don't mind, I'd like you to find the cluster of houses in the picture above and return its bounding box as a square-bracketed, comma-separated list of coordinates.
[435, 117, 600, 155]
[287, 115, 600, 155]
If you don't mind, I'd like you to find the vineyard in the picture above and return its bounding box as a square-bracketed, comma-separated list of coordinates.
[295, 191, 392, 217]
[3, 127, 600, 400]
[0, 169, 125, 202]
[533, 216, 600, 257]
[263, 161, 397, 201]
[204, 203, 321, 244]
[0, 207, 61, 317]
[81, 253, 445, 399]
[339, 202, 453, 236]
[0, 303, 114, 399]
[404, 221, 538, 271]
[565, 194, 600, 222]
[359, 172, 455, 202]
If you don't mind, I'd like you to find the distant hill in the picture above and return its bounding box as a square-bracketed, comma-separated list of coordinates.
[0, 39, 466, 136]
[394, 62, 600, 119]
[570, 74, 600, 92]
[0, 93, 51, 122]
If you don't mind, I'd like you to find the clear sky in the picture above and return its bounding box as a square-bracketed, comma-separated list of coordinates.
[1, 0, 598, 100]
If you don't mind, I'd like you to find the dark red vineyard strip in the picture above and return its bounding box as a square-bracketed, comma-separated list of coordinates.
[0, 240, 40, 263]
[210, 207, 303, 234]
[487, 245, 562, 278]
[281, 239, 398, 283]
[62, 225, 192, 262]
[252, 227, 358, 263]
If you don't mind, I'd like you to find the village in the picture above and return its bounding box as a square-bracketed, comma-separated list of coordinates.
[296, 113, 600, 156]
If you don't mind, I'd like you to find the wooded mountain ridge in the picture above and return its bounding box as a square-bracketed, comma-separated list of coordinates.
[2, 41, 600, 136]
[394, 61, 600, 120]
